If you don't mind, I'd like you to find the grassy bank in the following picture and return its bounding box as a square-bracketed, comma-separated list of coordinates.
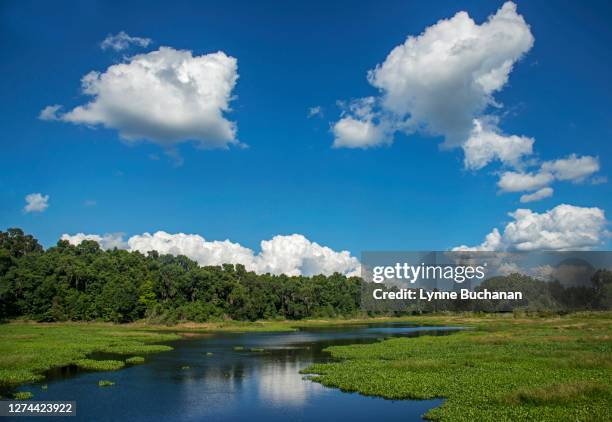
[303, 312, 612, 421]
[0, 323, 180, 388]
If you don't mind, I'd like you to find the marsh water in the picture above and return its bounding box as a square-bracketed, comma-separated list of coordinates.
[13, 324, 459, 421]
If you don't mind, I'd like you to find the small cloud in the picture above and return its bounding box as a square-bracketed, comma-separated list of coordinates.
[148, 153, 160, 161]
[591, 175, 607, 185]
[497, 171, 553, 192]
[165, 148, 184, 167]
[39, 105, 62, 121]
[519, 187, 553, 203]
[307, 106, 323, 118]
[540, 154, 599, 183]
[84, 199, 97, 207]
[24, 193, 49, 213]
[100, 31, 152, 51]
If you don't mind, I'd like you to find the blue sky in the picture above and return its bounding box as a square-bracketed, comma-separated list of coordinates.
[1, 0, 610, 266]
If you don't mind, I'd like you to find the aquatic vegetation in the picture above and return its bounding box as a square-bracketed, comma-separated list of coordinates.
[13, 391, 33, 400]
[205, 352, 214, 356]
[97, 380, 115, 387]
[303, 313, 612, 421]
[0, 323, 179, 387]
[181, 365, 190, 370]
[75, 359, 125, 371]
[249, 348, 265, 352]
[101, 344, 173, 355]
[41, 384, 48, 390]
[0, 369, 43, 386]
[233, 346, 244, 351]
[125, 356, 145, 364]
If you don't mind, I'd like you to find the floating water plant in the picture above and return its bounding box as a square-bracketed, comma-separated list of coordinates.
[97, 380, 115, 387]
[101, 344, 173, 355]
[74, 359, 125, 371]
[233, 346, 244, 351]
[41, 384, 48, 390]
[249, 347, 265, 352]
[14, 391, 33, 400]
[205, 352, 214, 356]
[126, 356, 145, 364]
[181, 365, 190, 370]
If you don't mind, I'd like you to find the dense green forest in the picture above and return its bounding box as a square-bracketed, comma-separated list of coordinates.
[0, 228, 610, 323]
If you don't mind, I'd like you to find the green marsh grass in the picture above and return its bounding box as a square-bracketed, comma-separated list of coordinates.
[74, 359, 124, 371]
[13, 391, 33, 400]
[0, 323, 179, 387]
[125, 356, 145, 364]
[302, 312, 612, 421]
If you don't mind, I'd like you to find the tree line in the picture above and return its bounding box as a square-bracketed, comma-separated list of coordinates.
[1, 228, 610, 323]
[0, 228, 362, 323]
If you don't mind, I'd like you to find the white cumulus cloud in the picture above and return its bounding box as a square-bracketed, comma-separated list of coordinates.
[41, 46, 240, 155]
[368, 1, 533, 145]
[453, 204, 608, 251]
[61, 231, 360, 277]
[333, 1, 534, 153]
[100, 31, 152, 51]
[24, 193, 49, 213]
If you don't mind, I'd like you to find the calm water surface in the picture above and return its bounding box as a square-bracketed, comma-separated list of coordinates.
[12, 324, 460, 421]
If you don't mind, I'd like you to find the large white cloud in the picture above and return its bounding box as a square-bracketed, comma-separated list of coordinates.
[369, 1, 533, 145]
[24, 193, 49, 213]
[453, 204, 608, 251]
[333, 1, 534, 156]
[61, 231, 360, 277]
[41, 46, 240, 151]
